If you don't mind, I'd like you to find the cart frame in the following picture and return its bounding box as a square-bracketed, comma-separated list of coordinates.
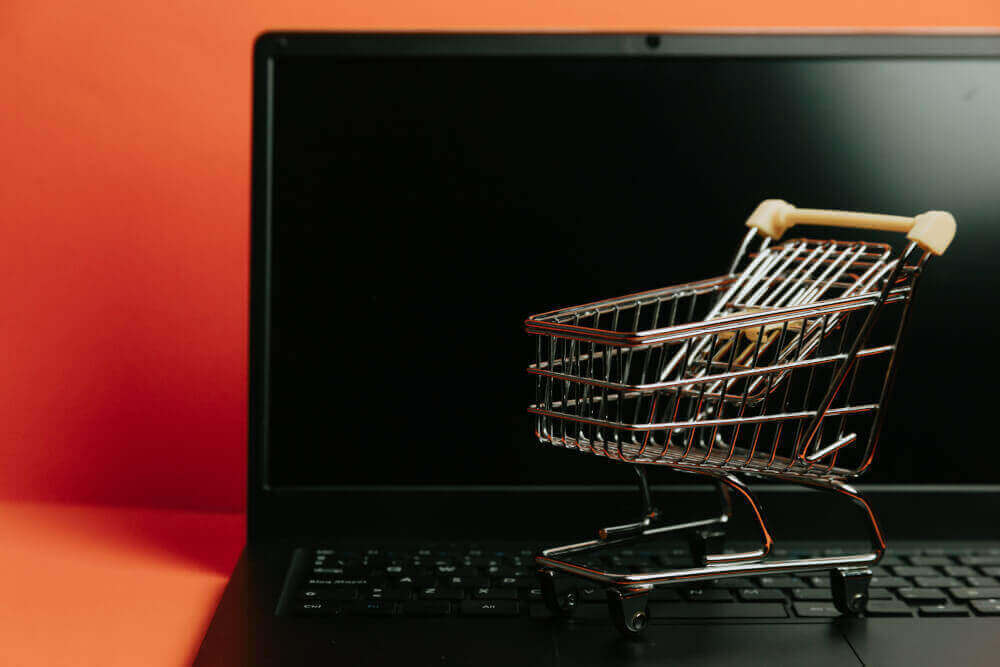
[525, 200, 955, 635]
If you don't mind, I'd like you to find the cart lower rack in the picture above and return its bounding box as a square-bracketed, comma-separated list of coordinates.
[525, 199, 956, 636]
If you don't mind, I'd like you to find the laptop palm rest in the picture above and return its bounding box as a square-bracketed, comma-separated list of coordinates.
[554, 623, 860, 666]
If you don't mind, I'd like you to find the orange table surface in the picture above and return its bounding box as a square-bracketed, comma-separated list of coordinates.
[0, 501, 244, 666]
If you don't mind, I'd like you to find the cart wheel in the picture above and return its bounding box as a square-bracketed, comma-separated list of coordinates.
[607, 588, 650, 638]
[831, 568, 872, 615]
[688, 528, 726, 565]
[537, 569, 577, 616]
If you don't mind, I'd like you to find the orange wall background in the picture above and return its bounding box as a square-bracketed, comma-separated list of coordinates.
[3, 1, 998, 512]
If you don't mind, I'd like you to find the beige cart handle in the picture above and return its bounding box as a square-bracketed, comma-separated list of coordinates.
[745, 199, 956, 255]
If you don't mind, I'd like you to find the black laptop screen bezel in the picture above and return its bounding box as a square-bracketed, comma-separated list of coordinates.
[248, 32, 1000, 544]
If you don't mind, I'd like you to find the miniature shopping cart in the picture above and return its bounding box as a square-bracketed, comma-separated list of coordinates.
[525, 199, 956, 636]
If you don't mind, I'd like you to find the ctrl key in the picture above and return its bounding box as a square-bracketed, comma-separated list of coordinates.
[293, 601, 345, 617]
[459, 600, 520, 617]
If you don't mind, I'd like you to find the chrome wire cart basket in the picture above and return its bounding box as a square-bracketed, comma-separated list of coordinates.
[526, 200, 956, 635]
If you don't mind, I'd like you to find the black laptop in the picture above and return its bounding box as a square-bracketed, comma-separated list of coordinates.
[195, 32, 1000, 666]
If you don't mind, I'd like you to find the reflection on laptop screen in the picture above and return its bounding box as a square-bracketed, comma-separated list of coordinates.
[266, 56, 1000, 487]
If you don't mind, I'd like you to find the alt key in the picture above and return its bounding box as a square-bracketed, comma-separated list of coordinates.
[459, 600, 520, 616]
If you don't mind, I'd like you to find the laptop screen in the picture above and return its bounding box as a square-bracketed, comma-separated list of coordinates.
[264, 53, 1000, 488]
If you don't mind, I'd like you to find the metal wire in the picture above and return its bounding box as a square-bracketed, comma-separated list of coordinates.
[526, 232, 925, 480]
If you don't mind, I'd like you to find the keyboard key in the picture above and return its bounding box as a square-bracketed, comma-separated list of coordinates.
[793, 602, 840, 618]
[737, 588, 785, 602]
[965, 576, 999, 588]
[651, 602, 787, 619]
[868, 588, 894, 600]
[683, 588, 733, 602]
[759, 576, 805, 588]
[865, 600, 912, 617]
[897, 588, 948, 604]
[438, 565, 479, 577]
[943, 566, 977, 578]
[459, 600, 520, 616]
[402, 600, 451, 616]
[474, 587, 519, 600]
[404, 575, 436, 588]
[919, 604, 970, 617]
[892, 566, 938, 577]
[293, 601, 345, 616]
[350, 599, 397, 616]
[949, 587, 1000, 600]
[913, 576, 961, 589]
[889, 546, 922, 556]
[704, 578, 754, 589]
[307, 577, 368, 587]
[871, 576, 910, 588]
[298, 587, 357, 602]
[980, 566, 1000, 577]
[909, 556, 952, 567]
[792, 588, 832, 601]
[365, 587, 410, 601]
[958, 556, 1000, 567]
[446, 576, 490, 588]
[420, 587, 465, 600]
[970, 600, 1000, 616]
[305, 578, 343, 587]
[494, 576, 534, 588]
[313, 567, 365, 576]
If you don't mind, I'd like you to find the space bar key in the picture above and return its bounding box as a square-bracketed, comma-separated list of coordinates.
[649, 602, 788, 619]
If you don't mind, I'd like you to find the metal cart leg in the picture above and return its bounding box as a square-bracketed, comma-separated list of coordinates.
[536, 568, 578, 617]
[780, 475, 887, 559]
[688, 526, 727, 565]
[536, 471, 886, 630]
[675, 468, 774, 564]
[778, 474, 886, 615]
[607, 585, 651, 637]
[831, 568, 872, 615]
[595, 466, 663, 541]
[687, 481, 730, 562]
[599, 467, 736, 545]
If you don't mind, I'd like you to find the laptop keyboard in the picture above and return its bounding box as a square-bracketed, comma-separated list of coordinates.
[284, 543, 1000, 620]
